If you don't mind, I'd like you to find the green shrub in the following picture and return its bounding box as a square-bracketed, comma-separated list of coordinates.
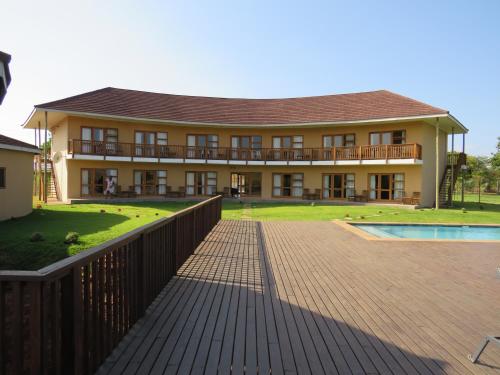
[100, 209, 106, 213]
[64, 232, 79, 244]
[30, 232, 44, 242]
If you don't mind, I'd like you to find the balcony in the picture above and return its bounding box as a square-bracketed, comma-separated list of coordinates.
[67, 140, 423, 166]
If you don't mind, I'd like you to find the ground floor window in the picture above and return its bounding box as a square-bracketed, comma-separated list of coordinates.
[186, 171, 217, 196]
[134, 170, 167, 195]
[272, 173, 303, 197]
[368, 173, 404, 200]
[322, 173, 355, 199]
[231, 172, 261, 197]
[81, 168, 117, 196]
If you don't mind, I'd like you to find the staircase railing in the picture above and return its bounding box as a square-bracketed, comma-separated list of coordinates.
[439, 152, 467, 206]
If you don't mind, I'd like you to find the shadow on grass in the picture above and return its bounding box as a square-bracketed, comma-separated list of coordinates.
[0, 208, 129, 271]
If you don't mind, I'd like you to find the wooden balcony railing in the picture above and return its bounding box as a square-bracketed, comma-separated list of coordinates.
[0, 196, 222, 374]
[68, 140, 422, 161]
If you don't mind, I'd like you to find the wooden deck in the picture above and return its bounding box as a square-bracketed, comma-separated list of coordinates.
[98, 220, 500, 374]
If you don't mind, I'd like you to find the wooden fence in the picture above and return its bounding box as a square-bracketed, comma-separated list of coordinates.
[0, 195, 222, 375]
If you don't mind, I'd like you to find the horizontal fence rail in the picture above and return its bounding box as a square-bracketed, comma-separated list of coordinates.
[0, 196, 222, 375]
[69, 140, 423, 162]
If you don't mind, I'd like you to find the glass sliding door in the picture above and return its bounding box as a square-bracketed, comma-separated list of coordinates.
[322, 173, 355, 199]
[134, 170, 167, 195]
[81, 168, 117, 196]
[185, 172, 217, 196]
[272, 173, 303, 197]
[230, 172, 262, 197]
[368, 173, 404, 200]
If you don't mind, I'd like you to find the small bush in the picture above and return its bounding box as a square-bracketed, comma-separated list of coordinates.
[479, 205, 484, 210]
[118, 208, 122, 212]
[64, 232, 79, 244]
[155, 213, 159, 216]
[30, 232, 44, 242]
[360, 215, 365, 219]
[378, 210, 382, 214]
[345, 213, 350, 218]
[136, 214, 140, 218]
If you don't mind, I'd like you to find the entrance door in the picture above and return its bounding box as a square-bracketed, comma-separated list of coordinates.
[231, 173, 262, 197]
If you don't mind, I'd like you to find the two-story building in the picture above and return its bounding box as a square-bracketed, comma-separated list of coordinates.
[22, 88, 467, 207]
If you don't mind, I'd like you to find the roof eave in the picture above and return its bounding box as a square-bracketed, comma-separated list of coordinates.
[25, 107, 460, 130]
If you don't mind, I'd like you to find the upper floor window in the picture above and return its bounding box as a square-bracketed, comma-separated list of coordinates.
[187, 134, 218, 159]
[135, 131, 168, 156]
[0, 167, 5, 188]
[231, 135, 262, 160]
[272, 136, 303, 149]
[231, 135, 262, 149]
[370, 130, 406, 145]
[81, 127, 118, 154]
[323, 134, 355, 148]
[187, 134, 218, 148]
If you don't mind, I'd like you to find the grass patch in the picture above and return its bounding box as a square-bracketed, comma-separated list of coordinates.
[221, 200, 500, 223]
[3, 196, 499, 271]
[0, 201, 195, 271]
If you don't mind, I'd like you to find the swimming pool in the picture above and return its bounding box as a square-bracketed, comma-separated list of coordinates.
[352, 224, 500, 240]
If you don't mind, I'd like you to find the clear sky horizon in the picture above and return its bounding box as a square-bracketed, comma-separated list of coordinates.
[1, 0, 499, 155]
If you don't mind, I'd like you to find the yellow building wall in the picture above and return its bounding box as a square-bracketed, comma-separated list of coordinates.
[65, 160, 422, 201]
[65, 116, 427, 149]
[45, 115, 452, 206]
[0, 149, 35, 220]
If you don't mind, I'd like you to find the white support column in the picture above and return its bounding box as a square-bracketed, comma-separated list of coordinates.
[44, 111, 48, 203]
[435, 118, 440, 209]
[450, 127, 455, 207]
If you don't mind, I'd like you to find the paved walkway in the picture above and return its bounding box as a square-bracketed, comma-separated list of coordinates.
[98, 220, 500, 374]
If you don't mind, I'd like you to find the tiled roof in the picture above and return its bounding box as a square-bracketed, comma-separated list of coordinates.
[35, 87, 448, 125]
[0, 134, 39, 152]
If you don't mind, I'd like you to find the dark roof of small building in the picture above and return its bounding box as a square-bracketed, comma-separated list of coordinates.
[0, 134, 39, 153]
[34, 87, 448, 125]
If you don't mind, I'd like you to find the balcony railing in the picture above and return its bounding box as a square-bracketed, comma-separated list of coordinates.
[68, 140, 422, 162]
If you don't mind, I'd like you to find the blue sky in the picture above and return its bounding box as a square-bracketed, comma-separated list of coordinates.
[1, 0, 499, 154]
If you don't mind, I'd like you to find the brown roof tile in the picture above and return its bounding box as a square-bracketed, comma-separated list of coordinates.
[35, 87, 448, 125]
[0, 134, 39, 152]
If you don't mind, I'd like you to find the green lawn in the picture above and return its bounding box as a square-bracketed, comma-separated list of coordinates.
[221, 199, 500, 223]
[457, 192, 500, 205]
[1, 196, 498, 271]
[0, 201, 195, 271]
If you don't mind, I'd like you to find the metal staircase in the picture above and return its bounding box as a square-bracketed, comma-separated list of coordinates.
[438, 152, 466, 207]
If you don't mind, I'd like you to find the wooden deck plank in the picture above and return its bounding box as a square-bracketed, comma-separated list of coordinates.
[98, 220, 500, 375]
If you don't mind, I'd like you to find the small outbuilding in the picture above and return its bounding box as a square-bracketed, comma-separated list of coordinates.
[0, 134, 40, 220]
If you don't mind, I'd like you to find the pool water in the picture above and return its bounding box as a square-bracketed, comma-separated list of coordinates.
[353, 224, 500, 240]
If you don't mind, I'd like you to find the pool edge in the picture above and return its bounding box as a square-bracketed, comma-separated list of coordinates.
[333, 221, 500, 243]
